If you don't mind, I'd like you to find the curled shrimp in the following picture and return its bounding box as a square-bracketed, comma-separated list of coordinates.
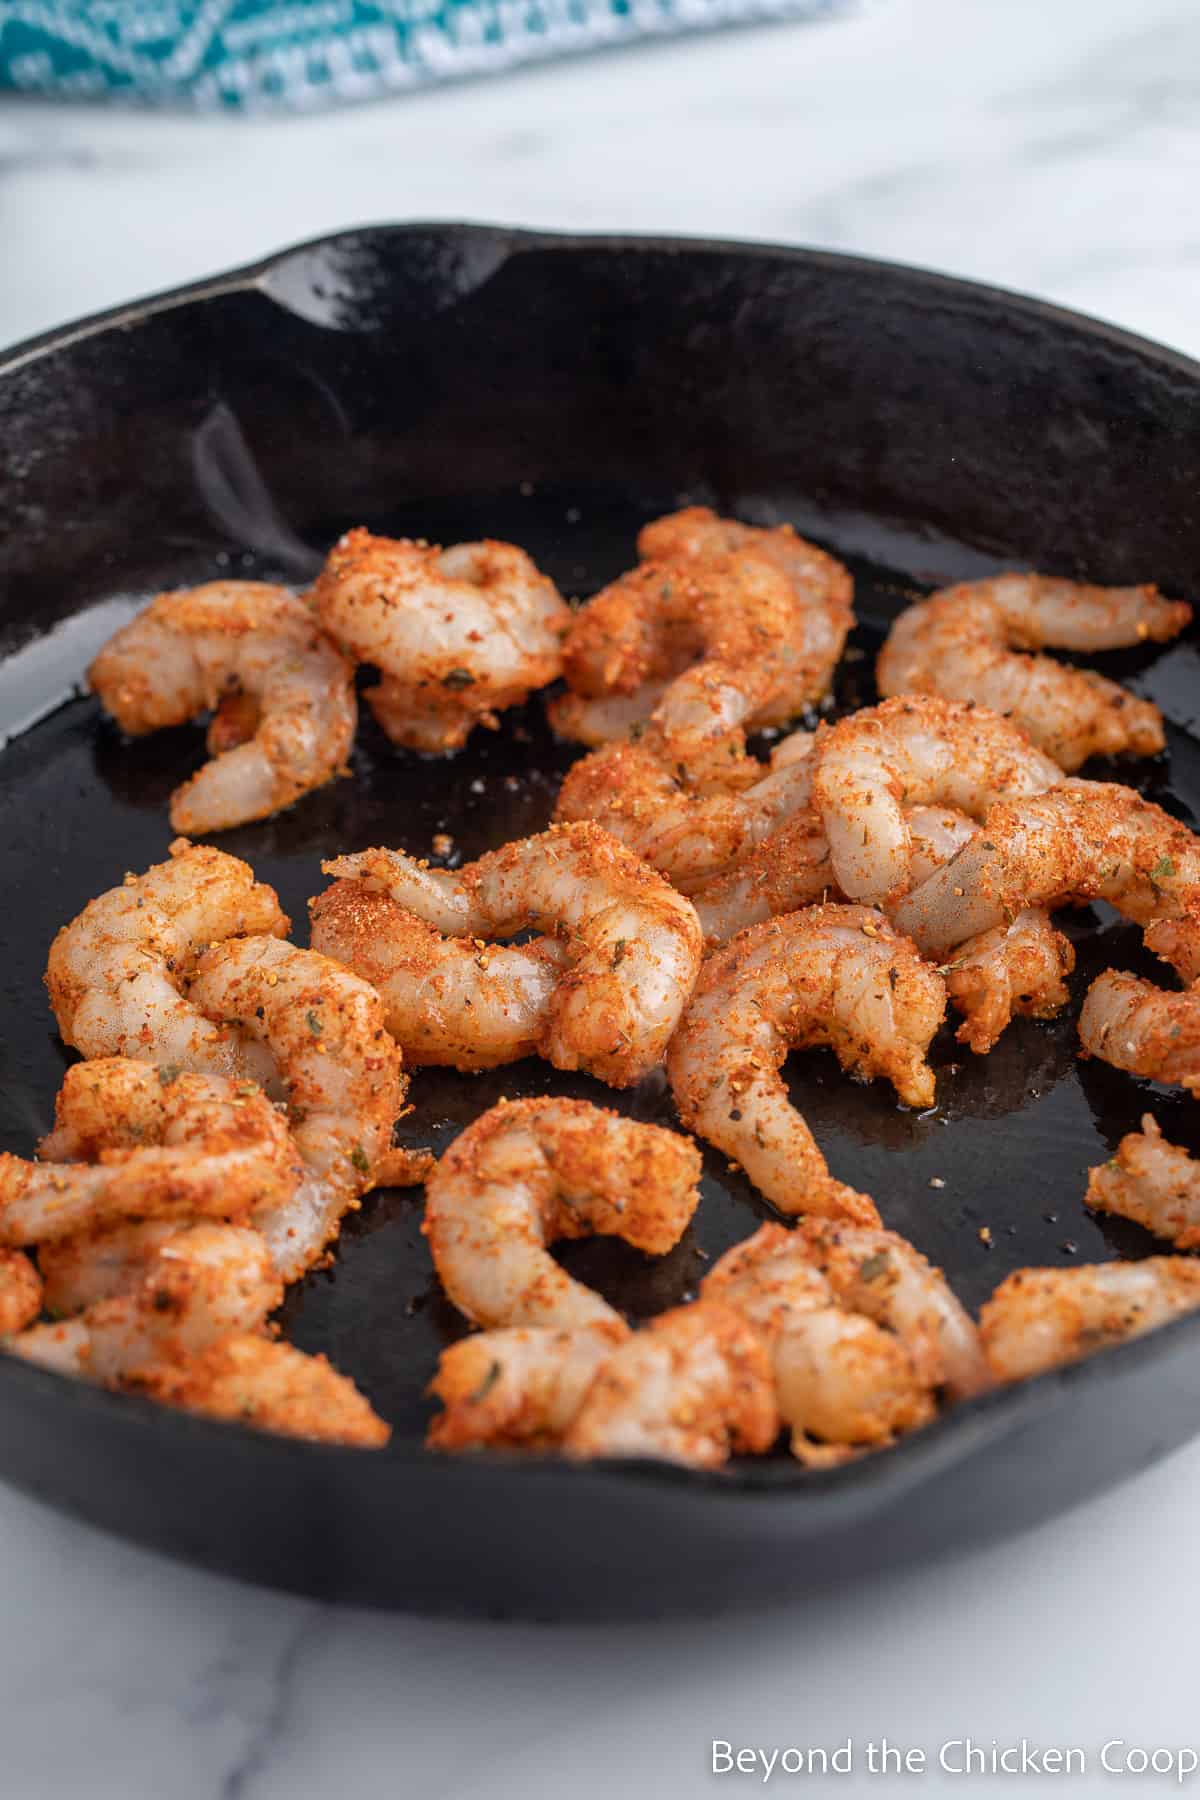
[811, 696, 1061, 907]
[321, 822, 703, 1087]
[667, 905, 946, 1223]
[0, 1251, 42, 1336]
[45, 839, 288, 1082]
[563, 1301, 779, 1469]
[423, 1098, 702, 1332]
[877, 573, 1191, 770]
[89, 582, 356, 833]
[701, 1223, 937, 1460]
[188, 936, 415, 1281]
[310, 880, 567, 1071]
[8, 1222, 281, 1381]
[131, 1335, 390, 1447]
[312, 529, 569, 751]
[426, 1321, 626, 1451]
[942, 908, 1075, 1055]
[980, 1259, 1200, 1383]
[895, 780, 1200, 956]
[0, 1060, 302, 1246]
[1087, 1116, 1200, 1248]
[553, 730, 817, 893]
[1078, 971, 1200, 1095]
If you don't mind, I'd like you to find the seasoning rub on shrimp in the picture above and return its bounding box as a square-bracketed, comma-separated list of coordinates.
[980, 1259, 1200, 1383]
[132, 1335, 390, 1447]
[89, 582, 356, 833]
[1087, 1117, 1200, 1248]
[667, 906, 946, 1223]
[427, 1321, 626, 1451]
[878, 572, 1190, 770]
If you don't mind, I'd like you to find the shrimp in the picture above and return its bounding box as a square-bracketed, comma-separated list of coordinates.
[310, 880, 567, 1071]
[701, 1224, 937, 1459]
[37, 1221, 183, 1317]
[811, 696, 1061, 908]
[547, 682, 672, 751]
[322, 822, 703, 1086]
[636, 507, 854, 715]
[563, 1301, 779, 1469]
[131, 1334, 390, 1447]
[980, 1259, 1200, 1383]
[311, 530, 569, 752]
[88, 582, 356, 833]
[1087, 1116, 1200, 1248]
[877, 573, 1190, 771]
[45, 839, 288, 1082]
[667, 906, 945, 1222]
[943, 908, 1075, 1055]
[553, 730, 817, 893]
[895, 780, 1200, 956]
[0, 1060, 302, 1246]
[1078, 972, 1200, 1095]
[0, 1251, 42, 1336]
[188, 936, 412, 1281]
[426, 1321, 627, 1451]
[8, 1222, 280, 1381]
[422, 1098, 702, 1332]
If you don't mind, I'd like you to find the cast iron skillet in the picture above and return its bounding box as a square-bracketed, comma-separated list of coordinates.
[0, 225, 1198, 1620]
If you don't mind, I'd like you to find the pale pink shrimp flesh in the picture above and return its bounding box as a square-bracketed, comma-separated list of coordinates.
[88, 582, 357, 832]
[1078, 971, 1200, 1096]
[980, 1258, 1200, 1383]
[667, 905, 946, 1222]
[1087, 1116, 1200, 1248]
[426, 1321, 627, 1450]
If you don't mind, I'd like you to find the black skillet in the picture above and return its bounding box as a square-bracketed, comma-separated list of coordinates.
[0, 225, 1198, 1619]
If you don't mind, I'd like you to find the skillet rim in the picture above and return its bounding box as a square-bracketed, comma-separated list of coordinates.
[2, 219, 1198, 1508]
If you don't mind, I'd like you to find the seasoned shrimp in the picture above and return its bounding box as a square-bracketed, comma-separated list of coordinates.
[188, 936, 413, 1281]
[322, 822, 703, 1086]
[89, 582, 356, 833]
[0, 1060, 302, 1246]
[563, 1301, 779, 1469]
[811, 696, 1061, 907]
[423, 1098, 702, 1332]
[426, 1321, 627, 1451]
[8, 1222, 280, 1381]
[702, 1225, 936, 1461]
[310, 880, 567, 1071]
[547, 682, 672, 750]
[312, 529, 569, 751]
[895, 780, 1200, 956]
[1087, 1116, 1200, 1248]
[37, 1221, 182, 1317]
[667, 906, 945, 1222]
[1078, 971, 1200, 1095]
[0, 1251, 42, 1336]
[132, 1334, 390, 1446]
[980, 1259, 1200, 1383]
[942, 909, 1075, 1055]
[45, 839, 288, 1081]
[877, 574, 1190, 771]
[553, 731, 817, 893]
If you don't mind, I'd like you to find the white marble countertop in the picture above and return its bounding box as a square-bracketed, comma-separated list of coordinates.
[3, 1, 1200, 1794]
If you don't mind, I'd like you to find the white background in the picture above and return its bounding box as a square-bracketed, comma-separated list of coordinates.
[4, 1, 1200, 1794]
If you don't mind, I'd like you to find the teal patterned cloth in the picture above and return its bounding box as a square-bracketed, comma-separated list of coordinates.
[0, 0, 845, 108]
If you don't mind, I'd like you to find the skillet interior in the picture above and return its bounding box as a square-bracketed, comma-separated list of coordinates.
[0, 226, 1198, 1615]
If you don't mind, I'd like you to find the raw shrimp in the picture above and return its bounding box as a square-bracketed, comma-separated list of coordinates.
[311, 529, 569, 751]
[38, 1221, 182, 1317]
[563, 1301, 779, 1469]
[636, 507, 854, 716]
[811, 696, 1061, 907]
[8, 1223, 280, 1381]
[322, 822, 703, 1086]
[132, 1334, 390, 1447]
[547, 682, 671, 750]
[667, 906, 945, 1222]
[1078, 972, 1200, 1095]
[188, 936, 413, 1281]
[553, 731, 817, 893]
[895, 780, 1200, 956]
[0, 1060, 302, 1245]
[1087, 1116, 1200, 1248]
[310, 880, 567, 1071]
[702, 1224, 937, 1460]
[877, 573, 1190, 770]
[942, 908, 1075, 1055]
[787, 1219, 991, 1399]
[422, 1098, 702, 1332]
[426, 1321, 627, 1451]
[980, 1259, 1200, 1383]
[89, 582, 356, 833]
[0, 1251, 42, 1336]
[45, 839, 288, 1080]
